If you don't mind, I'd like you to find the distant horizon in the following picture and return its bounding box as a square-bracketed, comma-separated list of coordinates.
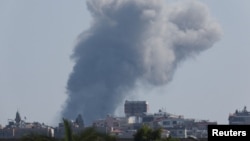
[1, 104, 240, 127]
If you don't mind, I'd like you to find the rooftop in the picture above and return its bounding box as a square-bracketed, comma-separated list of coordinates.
[229, 106, 250, 117]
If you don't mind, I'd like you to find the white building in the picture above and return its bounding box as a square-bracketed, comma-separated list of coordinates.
[229, 106, 250, 125]
[158, 117, 185, 128]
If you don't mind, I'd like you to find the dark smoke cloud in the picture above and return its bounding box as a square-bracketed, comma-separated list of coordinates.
[61, 0, 222, 125]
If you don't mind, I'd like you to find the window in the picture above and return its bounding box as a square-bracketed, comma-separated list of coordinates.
[173, 121, 177, 124]
[163, 121, 170, 125]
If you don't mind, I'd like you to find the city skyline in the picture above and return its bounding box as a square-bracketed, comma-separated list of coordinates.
[0, 102, 218, 127]
[1, 100, 247, 127]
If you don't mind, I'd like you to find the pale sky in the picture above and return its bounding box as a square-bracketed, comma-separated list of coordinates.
[0, 0, 250, 127]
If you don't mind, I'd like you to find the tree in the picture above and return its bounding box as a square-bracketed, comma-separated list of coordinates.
[75, 114, 84, 128]
[134, 125, 181, 141]
[62, 118, 116, 141]
[133, 124, 162, 141]
[21, 134, 57, 141]
[75, 127, 116, 141]
[63, 118, 73, 141]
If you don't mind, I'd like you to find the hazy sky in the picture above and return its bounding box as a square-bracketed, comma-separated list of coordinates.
[0, 0, 250, 126]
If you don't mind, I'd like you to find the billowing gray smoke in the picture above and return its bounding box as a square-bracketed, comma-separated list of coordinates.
[62, 0, 222, 125]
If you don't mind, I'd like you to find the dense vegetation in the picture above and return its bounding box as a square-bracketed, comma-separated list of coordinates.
[133, 125, 179, 141]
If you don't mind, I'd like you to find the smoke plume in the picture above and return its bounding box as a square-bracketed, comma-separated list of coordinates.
[62, 0, 222, 125]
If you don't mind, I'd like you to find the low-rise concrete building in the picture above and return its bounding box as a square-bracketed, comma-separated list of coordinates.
[229, 106, 250, 125]
[0, 111, 54, 139]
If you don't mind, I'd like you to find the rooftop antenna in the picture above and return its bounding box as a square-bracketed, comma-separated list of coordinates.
[243, 106, 247, 112]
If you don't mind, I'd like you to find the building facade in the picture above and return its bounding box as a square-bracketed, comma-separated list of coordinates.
[229, 106, 250, 125]
[124, 100, 148, 117]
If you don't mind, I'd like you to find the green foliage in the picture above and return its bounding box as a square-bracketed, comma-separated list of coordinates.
[62, 118, 116, 141]
[151, 128, 162, 140]
[21, 134, 57, 141]
[75, 127, 116, 141]
[63, 118, 73, 141]
[134, 125, 180, 141]
[133, 125, 162, 141]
